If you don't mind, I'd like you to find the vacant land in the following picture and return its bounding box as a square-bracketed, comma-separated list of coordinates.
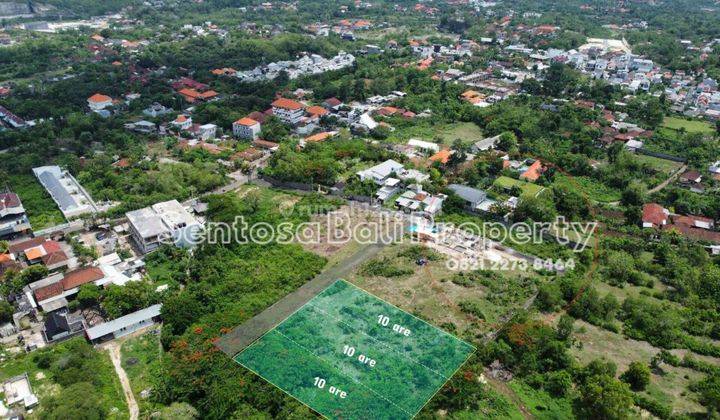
[661, 117, 715, 134]
[387, 122, 484, 145]
[348, 243, 538, 338]
[120, 328, 165, 416]
[552, 173, 621, 203]
[635, 154, 684, 176]
[7, 173, 65, 229]
[234, 280, 474, 420]
[0, 338, 128, 419]
[571, 320, 707, 415]
[494, 176, 545, 197]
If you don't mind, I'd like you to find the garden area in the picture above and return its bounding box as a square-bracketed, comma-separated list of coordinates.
[0, 338, 128, 419]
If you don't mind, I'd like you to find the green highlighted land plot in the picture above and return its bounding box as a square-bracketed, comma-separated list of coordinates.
[234, 280, 475, 419]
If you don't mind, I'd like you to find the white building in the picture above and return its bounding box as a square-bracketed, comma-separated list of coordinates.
[87, 93, 113, 111]
[271, 98, 305, 125]
[198, 123, 217, 140]
[357, 160, 404, 185]
[233, 117, 261, 139]
[32, 166, 97, 219]
[126, 200, 202, 254]
[171, 115, 192, 130]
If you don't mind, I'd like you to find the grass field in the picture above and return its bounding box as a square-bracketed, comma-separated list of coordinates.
[120, 328, 165, 416]
[661, 117, 715, 134]
[635, 154, 684, 175]
[570, 320, 707, 414]
[508, 380, 573, 419]
[493, 176, 545, 197]
[7, 174, 65, 229]
[234, 280, 474, 420]
[552, 174, 621, 203]
[0, 338, 128, 419]
[387, 122, 484, 145]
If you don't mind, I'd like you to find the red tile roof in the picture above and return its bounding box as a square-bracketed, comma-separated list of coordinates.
[324, 97, 342, 107]
[662, 223, 720, 243]
[306, 106, 328, 117]
[8, 237, 47, 255]
[305, 132, 335, 143]
[520, 160, 544, 182]
[235, 117, 259, 127]
[679, 170, 702, 182]
[61, 267, 104, 290]
[272, 98, 304, 110]
[642, 203, 668, 227]
[672, 214, 714, 228]
[0, 193, 21, 210]
[429, 150, 452, 164]
[88, 93, 112, 103]
[34, 283, 63, 302]
[42, 251, 68, 267]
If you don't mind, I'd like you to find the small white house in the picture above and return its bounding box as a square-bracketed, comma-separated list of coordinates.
[198, 123, 217, 140]
[87, 93, 113, 111]
[233, 117, 261, 140]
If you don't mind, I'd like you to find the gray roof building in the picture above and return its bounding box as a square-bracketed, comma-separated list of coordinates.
[86, 304, 162, 343]
[32, 166, 97, 219]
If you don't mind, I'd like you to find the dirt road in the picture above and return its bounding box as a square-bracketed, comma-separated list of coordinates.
[103, 342, 139, 420]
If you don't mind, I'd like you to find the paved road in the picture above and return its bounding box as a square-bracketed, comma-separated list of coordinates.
[216, 240, 389, 357]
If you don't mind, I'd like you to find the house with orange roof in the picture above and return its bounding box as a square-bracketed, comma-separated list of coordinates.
[23, 240, 69, 271]
[306, 106, 329, 118]
[178, 88, 218, 103]
[519, 160, 545, 182]
[271, 98, 305, 125]
[429, 150, 453, 165]
[171, 115, 192, 130]
[233, 117, 261, 140]
[87, 93, 113, 111]
[304, 131, 337, 143]
[211, 68, 237, 76]
[418, 57, 433, 70]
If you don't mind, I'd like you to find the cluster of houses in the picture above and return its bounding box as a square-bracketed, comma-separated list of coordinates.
[0, 199, 202, 357]
[231, 51, 355, 82]
[498, 36, 720, 121]
[642, 203, 720, 244]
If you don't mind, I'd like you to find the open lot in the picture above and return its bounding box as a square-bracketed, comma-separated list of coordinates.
[661, 117, 715, 134]
[571, 320, 707, 415]
[635, 154, 684, 176]
[387, 122, 484, 146]
[234, 280, 474, 420]
[493, 176, 545, 197]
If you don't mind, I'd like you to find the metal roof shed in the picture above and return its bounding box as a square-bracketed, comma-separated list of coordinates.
[86, 304, 162, 343]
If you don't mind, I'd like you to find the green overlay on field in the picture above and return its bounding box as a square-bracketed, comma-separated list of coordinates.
[234, 280, 475, 419]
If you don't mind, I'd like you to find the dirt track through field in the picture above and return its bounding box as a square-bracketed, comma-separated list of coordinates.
[104, 342, 139, 420]
[216, 240, 390, 356]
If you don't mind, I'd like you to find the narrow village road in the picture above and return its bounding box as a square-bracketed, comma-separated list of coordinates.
[103, 342, 140, 420]
[602, 164, 687, 206]
[647, 164, 687, 195]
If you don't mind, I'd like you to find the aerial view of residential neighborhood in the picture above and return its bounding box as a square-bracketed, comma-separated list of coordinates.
[1, 0, 720, 419]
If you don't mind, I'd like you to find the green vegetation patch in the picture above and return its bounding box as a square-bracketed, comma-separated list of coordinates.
[661, 117, 715, 134]
[234, 280, 475, 419]
[493, 176, 545, 197]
